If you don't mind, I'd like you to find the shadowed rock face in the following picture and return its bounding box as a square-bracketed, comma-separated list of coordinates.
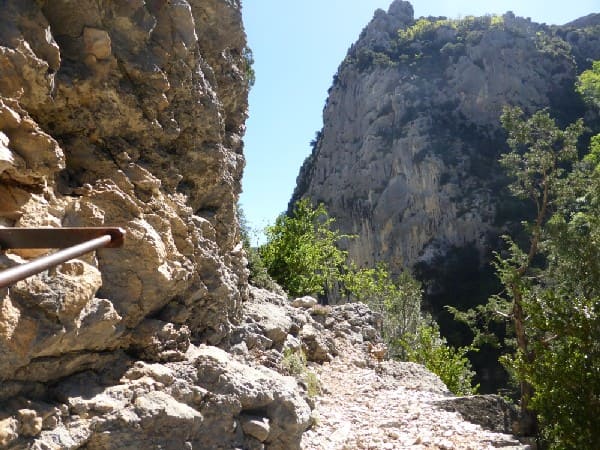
[292, 0, 600, 277]
[0, 0, 249, 381]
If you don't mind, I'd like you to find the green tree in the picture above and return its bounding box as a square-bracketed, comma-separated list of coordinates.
[455, 97, 600, 446]
[576, 60, 600, 109]
[343, 263, 422, 357]
[491, 107, 583, 432]
[259, 198, 350, 297]
[450, 106, 586, 435]
[522, 171, 600, 447]
[515, 65, 600, 448]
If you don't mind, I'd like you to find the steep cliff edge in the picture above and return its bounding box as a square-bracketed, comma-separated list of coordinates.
[293, 1, 600, 282]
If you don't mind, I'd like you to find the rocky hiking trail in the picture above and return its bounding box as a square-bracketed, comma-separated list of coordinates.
[0, 284, 530, 449]
[243, 288, 529, 450]
[300, 341, 528, 450]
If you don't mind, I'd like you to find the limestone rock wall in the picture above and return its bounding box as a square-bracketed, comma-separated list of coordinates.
[0, 283, 385, 449]
[293, 0, 600, 275]
[0, 0, 249, 382]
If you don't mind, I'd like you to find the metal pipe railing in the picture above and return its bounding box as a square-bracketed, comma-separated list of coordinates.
[0, 227, 125, 288]
[0, 227, 125, 249]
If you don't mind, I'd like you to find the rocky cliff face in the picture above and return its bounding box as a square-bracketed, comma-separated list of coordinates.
[0, 0, 307, 447]
[0, 0, 250, 380]
[293, 1, 600, 281]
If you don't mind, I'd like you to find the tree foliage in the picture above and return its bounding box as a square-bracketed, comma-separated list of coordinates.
[400, 322, 478, 396]
[397, 15, 504, 44]
[512, 145, 600, 448]
[469, 107, 583, 422]
[455, 72, 600, 446]
[344, 263, 421, 357]
[576, 60, 600, 109]
[259, 198, 349, 297]
[242, 46, 255, 88]
[515, 67, 600, 448]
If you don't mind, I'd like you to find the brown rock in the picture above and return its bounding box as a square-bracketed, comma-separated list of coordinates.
[129, 319, 191, 363]
[83, 27, 112, 60]
[0, 417, 18, 447]
[17, 408, 42, 437]
[0, 0, 250, 382]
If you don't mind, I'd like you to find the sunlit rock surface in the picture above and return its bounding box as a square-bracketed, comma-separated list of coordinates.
[0, 0, 249, 381]
[0, 0, 312, 447]
[293, 0, 600, 276]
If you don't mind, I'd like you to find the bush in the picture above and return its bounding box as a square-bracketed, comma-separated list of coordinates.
[281, 348, 321, 398]
[400, 322, 478, 395]
[246, 246, 279, 291]
[398, 18, 451, 43]
[343, 263, 421, 358]
[281, 347, 307, 376]
[259, 199, 350, 297]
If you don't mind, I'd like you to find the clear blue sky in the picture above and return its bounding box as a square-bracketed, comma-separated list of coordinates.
[239, 0, 598, 242]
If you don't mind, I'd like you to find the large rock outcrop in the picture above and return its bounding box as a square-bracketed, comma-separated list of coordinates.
[0, 282, 387, 449]
[0, 1, 320, 448]
[0, 0, 249, 381]
[293, 0, 600, 279]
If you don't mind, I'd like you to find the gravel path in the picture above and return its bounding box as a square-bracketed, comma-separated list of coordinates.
[301, 343, 528, 450]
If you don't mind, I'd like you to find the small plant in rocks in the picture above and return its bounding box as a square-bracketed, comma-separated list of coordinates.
[281, 348, 322, 399]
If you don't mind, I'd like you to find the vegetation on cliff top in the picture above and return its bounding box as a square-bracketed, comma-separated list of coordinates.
[342, 11, 578, 76]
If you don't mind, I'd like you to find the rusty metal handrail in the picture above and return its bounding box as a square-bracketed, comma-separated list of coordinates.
[0, 227, 125, 288]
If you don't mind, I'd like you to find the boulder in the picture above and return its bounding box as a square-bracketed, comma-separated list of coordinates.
[435, 394, 519, 434]
[291, 296, 318, 308]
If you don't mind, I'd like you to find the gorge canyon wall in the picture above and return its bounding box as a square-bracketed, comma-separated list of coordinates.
[293, 0, 600, 285]
[0, 0, 249, 381]
[0, 1, 317, 448]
